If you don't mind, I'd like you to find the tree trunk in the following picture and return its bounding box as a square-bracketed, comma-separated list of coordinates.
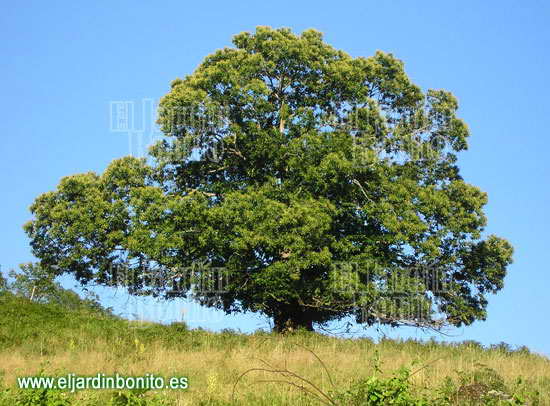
[273, 312, 314, 333]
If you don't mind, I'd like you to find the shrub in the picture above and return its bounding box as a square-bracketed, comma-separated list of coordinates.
[335, 366, 429, 405]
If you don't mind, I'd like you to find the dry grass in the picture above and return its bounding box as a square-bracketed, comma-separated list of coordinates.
[2, 331, 550, 405]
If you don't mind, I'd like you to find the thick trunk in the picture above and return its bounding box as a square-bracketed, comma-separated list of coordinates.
[273, 312, 314, 333]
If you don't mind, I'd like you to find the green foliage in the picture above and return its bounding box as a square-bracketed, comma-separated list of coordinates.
[0, 292, 189, 355]
[108, 390, 169, 406]
[11, 372, 71, 406]
[333, 362, 538, 406]
[9, 263, 58, 303]
[24, 26, 514, 332]
[6, 263, 111, 315]
[0, 387, 170, 406]
[0, 271, 8, 292]
[335, 366, 429, 405]
[0, 292, 110, 352]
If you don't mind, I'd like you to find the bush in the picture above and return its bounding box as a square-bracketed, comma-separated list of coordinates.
[334, 366, 429, 405]
[436, 365, 531, 405]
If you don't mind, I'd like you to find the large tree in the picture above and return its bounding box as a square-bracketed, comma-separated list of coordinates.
[25, 27, 513, 332]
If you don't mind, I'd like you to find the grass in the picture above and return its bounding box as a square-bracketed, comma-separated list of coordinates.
[1, 291, 549, 405]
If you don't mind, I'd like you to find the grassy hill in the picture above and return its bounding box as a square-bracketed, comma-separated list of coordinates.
[1, 291, 549, 405]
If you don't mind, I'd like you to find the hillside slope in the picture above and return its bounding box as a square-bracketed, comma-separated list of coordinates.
[1, 292, 549, 405]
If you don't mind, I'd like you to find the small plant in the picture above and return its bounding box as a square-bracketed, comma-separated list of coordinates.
[133, 338, 146, 358]
[13, 386, 71, 406]
[335, 366, 429, 406]
[108, 389, 168, 406]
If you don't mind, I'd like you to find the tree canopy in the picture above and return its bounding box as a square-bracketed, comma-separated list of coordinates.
[25, 27, 513, 332]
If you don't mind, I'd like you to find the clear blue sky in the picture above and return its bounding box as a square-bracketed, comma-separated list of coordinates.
[2, 1, 549, 355]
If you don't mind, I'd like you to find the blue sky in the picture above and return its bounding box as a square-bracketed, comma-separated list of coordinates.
[1, 1, 549, 355]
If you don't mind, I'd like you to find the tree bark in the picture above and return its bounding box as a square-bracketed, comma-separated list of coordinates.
[273, 312, 314, 333]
